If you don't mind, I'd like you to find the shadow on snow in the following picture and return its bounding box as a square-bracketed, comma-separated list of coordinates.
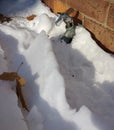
[0, 0, 38, 15]
[0, 30, 78, 130]
[51, 36, 114, 128]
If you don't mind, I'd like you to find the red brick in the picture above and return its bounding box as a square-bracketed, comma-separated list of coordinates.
[67, 0, 109, 23]
[84, 18, 114, 52]
[42, 0, 54, 11]
[53, 0, 69, 13]
[107, 3, 114, 29]
[42, 0, 79, 19]
[42, 0, 69, 14]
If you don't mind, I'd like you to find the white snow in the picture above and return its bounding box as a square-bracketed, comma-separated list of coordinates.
[0, 0, 114, 130]
[0, 85, 28, 130]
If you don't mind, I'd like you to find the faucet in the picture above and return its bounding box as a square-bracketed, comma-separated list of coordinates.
[55, 8, 76, 43]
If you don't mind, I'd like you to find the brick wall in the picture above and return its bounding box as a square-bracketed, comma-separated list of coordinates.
[42, 0, 114, 53]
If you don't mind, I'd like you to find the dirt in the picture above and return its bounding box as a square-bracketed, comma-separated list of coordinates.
[0, 13, 12, 23]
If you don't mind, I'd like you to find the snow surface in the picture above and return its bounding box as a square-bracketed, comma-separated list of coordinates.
[0, 84, 28, 130]
[0, 0, 114, 130]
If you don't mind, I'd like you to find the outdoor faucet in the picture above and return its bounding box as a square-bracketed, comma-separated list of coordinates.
[55, 12, 72, 26]
[55, 8, 76, 43]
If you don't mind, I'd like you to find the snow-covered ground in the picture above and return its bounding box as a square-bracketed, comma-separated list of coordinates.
[0, 0, 114, 130]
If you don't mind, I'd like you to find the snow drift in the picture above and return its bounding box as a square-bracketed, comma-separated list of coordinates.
[0, 0, 114, 130]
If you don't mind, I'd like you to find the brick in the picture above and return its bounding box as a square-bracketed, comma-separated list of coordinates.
[84, 18, 114, 52]
[107, 4, 114, 29]
[42, 0, 81, 23]
[42, 0, 54, 11]
[43, 0, 69, 14]
[53, 0, 69, 14]
[67, 0, 109, 23]
[53, 0, 77, 17]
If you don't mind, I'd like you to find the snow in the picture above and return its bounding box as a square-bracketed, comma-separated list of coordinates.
[0, 85, 28, 130]
[27, 105, 44, 130]
[0, 0, 114, 130]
